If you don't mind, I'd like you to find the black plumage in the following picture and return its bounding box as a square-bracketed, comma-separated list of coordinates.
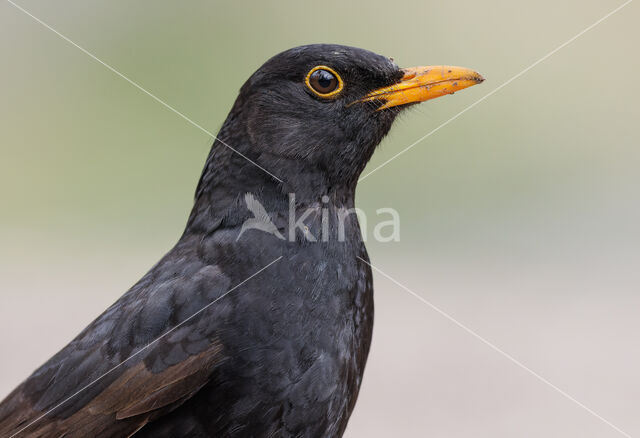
[0, 44, 482, 437]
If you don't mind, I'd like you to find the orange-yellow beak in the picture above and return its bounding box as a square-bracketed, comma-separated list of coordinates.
[361, 66, 484, 110]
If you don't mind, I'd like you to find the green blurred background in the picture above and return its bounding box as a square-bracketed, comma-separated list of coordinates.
[1, 0, 639, 436]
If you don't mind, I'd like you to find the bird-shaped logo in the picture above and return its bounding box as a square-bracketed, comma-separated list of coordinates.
[237, 193, 285, 241]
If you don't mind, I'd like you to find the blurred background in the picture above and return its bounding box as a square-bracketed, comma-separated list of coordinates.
[1, 0, 639, 436]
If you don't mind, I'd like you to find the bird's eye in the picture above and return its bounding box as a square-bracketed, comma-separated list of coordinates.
[305, 66, 343, 98]
[310, 70, 337, 93]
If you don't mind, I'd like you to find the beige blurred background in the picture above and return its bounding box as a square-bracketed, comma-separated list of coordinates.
[1, 0, 639, 436]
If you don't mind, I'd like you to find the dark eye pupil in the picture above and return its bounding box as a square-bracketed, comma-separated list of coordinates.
[317, 72, 332, 88]
[310, 69, 338, 94]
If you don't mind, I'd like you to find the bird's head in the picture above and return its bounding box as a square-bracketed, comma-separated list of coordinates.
[203, 44, 483, 197]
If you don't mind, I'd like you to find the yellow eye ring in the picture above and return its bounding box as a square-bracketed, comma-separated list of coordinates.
[305, 65, 344, 98]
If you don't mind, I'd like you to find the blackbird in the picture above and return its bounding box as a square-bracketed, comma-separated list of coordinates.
[0, 44, 482, 437]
